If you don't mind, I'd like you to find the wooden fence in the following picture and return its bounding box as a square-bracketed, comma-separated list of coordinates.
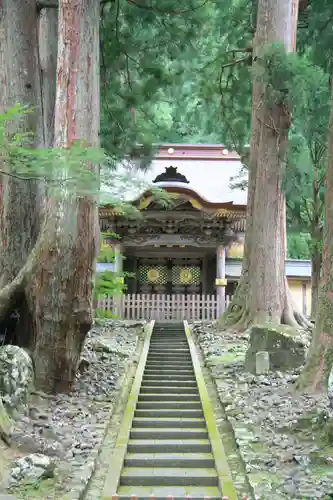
[97, 294, 234, 321]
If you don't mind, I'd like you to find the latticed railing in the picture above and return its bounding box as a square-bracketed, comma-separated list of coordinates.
[97, 294, 234, 321]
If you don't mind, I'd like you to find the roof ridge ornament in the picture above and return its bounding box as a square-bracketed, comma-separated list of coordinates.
[153, 166, 189, 184]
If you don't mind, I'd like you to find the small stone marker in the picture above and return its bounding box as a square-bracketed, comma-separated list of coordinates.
[328, 365, 333, 412]
[255, 351, 270, 374]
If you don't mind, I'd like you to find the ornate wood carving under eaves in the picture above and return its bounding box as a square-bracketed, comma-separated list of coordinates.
[111, 216, 239, 247]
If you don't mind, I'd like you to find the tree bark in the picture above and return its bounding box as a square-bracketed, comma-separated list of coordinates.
[222, 0, 266, 330]
[28, 0, 100, 392]
[38, 6, 58, 149]
[0, 0, 45, 348]
[222, 0, 311, 331]
[310, 170, 322, 320]
[296, 76, 333, 391]
[0, 0, 98, 392]
[311, 246, 322, 320]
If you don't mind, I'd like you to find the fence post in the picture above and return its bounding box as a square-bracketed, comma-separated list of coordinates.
[113, 292, 124, 319]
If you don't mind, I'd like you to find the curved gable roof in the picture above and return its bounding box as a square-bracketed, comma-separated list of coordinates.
[100, 144, 248, 207]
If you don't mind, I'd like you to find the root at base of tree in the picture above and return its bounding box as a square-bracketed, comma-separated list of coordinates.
[296, 344, 333, 392]
[219, 279, 313, 332]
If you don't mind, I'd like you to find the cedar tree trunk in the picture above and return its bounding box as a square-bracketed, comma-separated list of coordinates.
[28, 0, 100, 392]
[223, 0, 311, 331]
[38, 6, 58, 149]
[0, 0, 98, 392]
[0, 0, 44, 348]
[296, 77, 333, 391]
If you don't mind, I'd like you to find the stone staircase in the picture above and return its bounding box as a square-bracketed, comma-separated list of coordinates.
[116, 322, 223, 500]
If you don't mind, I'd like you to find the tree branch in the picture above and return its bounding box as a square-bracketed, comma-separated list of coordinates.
[126, 0, 209, 14]
[37, 0, 58, 9]
[0, 169, 80, 185]
[37, 0, 114, 9]
[221, 56, 251, 69]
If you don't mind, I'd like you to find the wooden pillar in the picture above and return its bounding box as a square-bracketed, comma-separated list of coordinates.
[113, 242, 124, 318]
[302, 282, 307, 316]
[202, 254, 208, 295]
[216, 245, 227, 315]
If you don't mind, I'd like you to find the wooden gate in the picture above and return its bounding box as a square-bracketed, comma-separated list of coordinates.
[137, 257, 202, 295]
[97, 294, 233, 321]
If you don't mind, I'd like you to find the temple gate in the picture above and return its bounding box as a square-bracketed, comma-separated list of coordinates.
[99, 146, 247, 321]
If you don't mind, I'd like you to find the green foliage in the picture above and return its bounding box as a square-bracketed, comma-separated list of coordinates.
[94, 271, 124, 297]
[100, 0, 215, 155]
[0, 105, 104, 197]
[287, 233, 311, 259]
[95, 308, 116, 319]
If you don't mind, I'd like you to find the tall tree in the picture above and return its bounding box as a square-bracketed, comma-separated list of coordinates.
[0, 0, 44, 347]
[0, 0, 100, 392]
[286, 134, 326, 319]
[223, 0, 311, 330]
[297, 75, 333, 391]
[29, 0, 100, 391]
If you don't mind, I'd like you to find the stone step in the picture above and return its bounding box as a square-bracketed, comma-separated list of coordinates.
[124, 452, 215, 468]
[116, 485, 221, 500]
[120, 467, 218, 486]
[134, 408, 204, 418]
[140, 380, 197, 387]
[147, 357, 192, 363]
[142, 374, 196, 380]
[145, 362, 193, 368]
[136, 400, 202, 409]
[145, 360, 191, 364]
[149, 342, 187, 345]
[142, 373, 196, 379]
[127, 439, 211, 453]
[148, 348, 190, 353]
[146, 358, 192, 363]
[142, 375, 196, 382]
[149, 341, 188, 345]
[145, 359, 193, 364]
[140, 386, 198, 394]
[144, 368, 194, 374]
[145, 368, 194, 374]
[132, 417, 206, 428]
[148, 347, 189, 350]
[138, 393, 200, 402]
[129, 428, 208, 440]
[151, 335, 185, 338]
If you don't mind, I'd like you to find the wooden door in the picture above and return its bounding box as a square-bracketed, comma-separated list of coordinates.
[137, 257, 169, 294]
[137, 256, 202, 296]
[171, 257, 202, 295]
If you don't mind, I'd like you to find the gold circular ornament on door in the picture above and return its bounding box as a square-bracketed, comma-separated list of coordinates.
[147, 268, 160, 283]
[180, 268, 193, 284]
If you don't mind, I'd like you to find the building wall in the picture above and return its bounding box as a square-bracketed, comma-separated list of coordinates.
[288, 279, 311, 316]
[224, 278, 312, 317]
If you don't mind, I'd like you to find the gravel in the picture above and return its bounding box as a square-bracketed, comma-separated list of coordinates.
[193, 322, 333, 500]
[1, 319, 143, 499]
